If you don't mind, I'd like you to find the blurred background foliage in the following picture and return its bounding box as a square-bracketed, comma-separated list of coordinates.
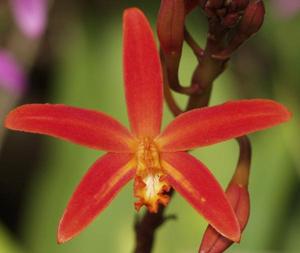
[0, 1, 300, 252]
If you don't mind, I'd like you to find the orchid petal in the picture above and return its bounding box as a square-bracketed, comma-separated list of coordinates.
[199, 184, 250, 253]
[10, 0, 47, 38]
[157, 99, 291, 151]
[57, 153, 135, 243]
[5, 104, 135, 152]
[161, 152, 240, 242]
[123, 8, 163, 138]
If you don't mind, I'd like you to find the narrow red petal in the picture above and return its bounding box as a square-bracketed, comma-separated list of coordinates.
[161, 152, 240, 242]
[57, 153, 135, 243]
[199, 184, 250, 253]
[156, 99, 291, 151]
[5, 104, 135, 152]
[123, 8, 163, 138]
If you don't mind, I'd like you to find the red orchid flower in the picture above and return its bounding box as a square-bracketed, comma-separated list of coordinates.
[5, 8, 290, 244]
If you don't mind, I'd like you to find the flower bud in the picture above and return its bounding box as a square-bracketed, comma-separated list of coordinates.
[227, 0, 249, 12]
[212, 0, 265, 59]
[198, 0, 208, 8]
[157, 0, 185, 55]
[239, 0, 265, 36]
[158, 0, 198, 94]
[222, 13, 241, 28]
[199, 137, 251, 253]
[205, 0, 223, 9]
[185, 0, 200, 13]
[199, 184, 249, 253]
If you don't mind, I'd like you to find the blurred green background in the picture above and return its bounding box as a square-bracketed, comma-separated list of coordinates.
[0, 1, 300, 252]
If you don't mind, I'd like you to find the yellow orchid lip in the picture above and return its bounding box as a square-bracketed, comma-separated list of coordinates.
[134, 137, 170, 213]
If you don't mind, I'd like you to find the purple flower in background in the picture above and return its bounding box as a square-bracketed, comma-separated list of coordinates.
[10, 0, 48, 38]
[272, 0, 300, 17]
[0, 50, 26, 96]
[0, 50, 26, 149]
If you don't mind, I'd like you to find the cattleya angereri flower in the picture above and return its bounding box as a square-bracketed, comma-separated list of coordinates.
[10, 0, 47, 38]
[5, 8, 291, 244]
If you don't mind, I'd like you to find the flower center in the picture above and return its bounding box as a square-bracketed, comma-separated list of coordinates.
[134, 137, 170, 213]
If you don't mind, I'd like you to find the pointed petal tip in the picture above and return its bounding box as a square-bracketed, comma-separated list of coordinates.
[218, 221, 241, 243]
[266, 99, 292, 122]
[123, 8, 146, 27]
[4, 105, 21, 129]
[57, 237, 65, 244]
[56, 207, 89, 245]
[56, 231, 68, 245]
[56, 212, 72, 244]
[254, 99, 291, 122]
[210, 211, 241, 242]
[123, 7, 143, 17]
[212, 218, 241, 243]
[56, 220, 74, 244]
[232, 229, 241, 242]
[5, 104, 35, 130]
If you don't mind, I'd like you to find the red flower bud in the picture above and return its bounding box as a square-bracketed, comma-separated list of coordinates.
[157, 0, 185, 55]
[205, 0, 223, 9]
[227, 0, 249, 12]
[239, 0, 265, 36]
[222, 13, 241, 28]
[212, 0, 265, 59]
[199, 137, 251, 253]
[158, 0, 198, 94]
[199, 0, 208, 8]
[199, 184, 249, 253]
[185, 0, 200, 13]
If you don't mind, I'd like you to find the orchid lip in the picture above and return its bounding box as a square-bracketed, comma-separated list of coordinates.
[134, 137, 170, 213]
